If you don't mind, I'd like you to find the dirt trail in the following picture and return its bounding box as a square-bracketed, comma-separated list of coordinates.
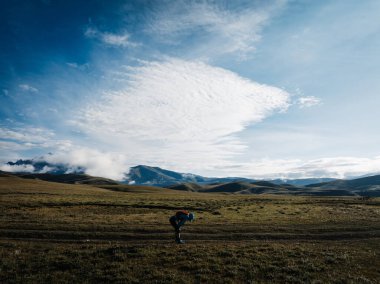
[1, 228, 380, 242]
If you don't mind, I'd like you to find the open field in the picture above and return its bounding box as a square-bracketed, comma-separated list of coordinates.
[1, 175, 380, 283]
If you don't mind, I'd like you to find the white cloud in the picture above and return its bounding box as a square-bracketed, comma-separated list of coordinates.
[84, 27, 137, 47]
[297, 96, 321, 108]
[0, 126, 73, 152]
[220, 156, 380, 179]
[44, 148, 127, 180]
[0, 163, 35, 173]
[0, 127, 54, 143]
[66, 62, 89, 71]
[73, 58, 290, 173]
[39, 165, 56, 173]
[66, 62, 79, 68]
[101, 33, 132, 47]
[19, 84, 38, 93]
[0, 126, 124, 179]
[292, 157, 380, 178]
[0, 141, 30, 151]
[147, 1, 286, 58]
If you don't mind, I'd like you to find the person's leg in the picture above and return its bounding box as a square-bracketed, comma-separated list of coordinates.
[169, 216, 177, 228]
[175, 226, 185, 243]
[175, 228, 180, 242]
[170, 216, 180, 242]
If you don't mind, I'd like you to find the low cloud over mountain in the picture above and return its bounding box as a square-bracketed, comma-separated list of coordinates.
[1, 158, 84, 175]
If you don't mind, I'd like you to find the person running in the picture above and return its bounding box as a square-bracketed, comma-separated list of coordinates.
[169, 210, 195, 244]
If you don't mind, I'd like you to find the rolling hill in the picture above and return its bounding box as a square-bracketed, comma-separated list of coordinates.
[0, 171, 120, 185]
[2, 161, 380, 196]
[164, 177, 380, 196]
[306, 175, 380, 197]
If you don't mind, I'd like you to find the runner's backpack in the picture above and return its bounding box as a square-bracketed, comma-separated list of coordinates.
[176, 210, 189, 218]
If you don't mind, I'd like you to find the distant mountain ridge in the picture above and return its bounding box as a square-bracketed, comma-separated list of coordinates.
[125, 165, 337, 187]
[125, 165, 260, 186]
[306, 175, 380, 197]
[2, 161, 380, 196]
[6, 159, 84, 174]
[126, 166, 380, 196]
[166, 177, 380, 197]
[269, 178, 336, 186]
[5, 159, 380, 196]
[125, 165, 208, 185]
[4, 159, 336, 186]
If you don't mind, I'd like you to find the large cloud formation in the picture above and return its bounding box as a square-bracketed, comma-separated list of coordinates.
[74, 59, 290, 173]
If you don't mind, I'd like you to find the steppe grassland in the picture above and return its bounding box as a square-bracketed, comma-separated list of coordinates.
[1, 176, 379, 283]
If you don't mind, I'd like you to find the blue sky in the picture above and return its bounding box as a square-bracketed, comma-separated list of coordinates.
[1, 0, 380, 179]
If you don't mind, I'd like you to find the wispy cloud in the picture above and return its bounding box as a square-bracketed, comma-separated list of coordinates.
[0, 140, 31, 151]
[215, 156, 380, 179]
[292, 157, 380, 178]
[0, 126, 72, 151]
[19, 84, 38, 93]
[297, 96, 321, 108]
[66, 62, 89, 71]
[73, 58, 290, 173]
[0, 126, 54, 143]
[84, 27, 137, 47]
[146, 0, 286, 59]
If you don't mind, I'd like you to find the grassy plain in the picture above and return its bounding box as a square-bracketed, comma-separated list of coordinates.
[1, 175, 380, 283]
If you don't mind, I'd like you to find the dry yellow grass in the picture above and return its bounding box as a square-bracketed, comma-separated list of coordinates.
[1, 176, 379, 283]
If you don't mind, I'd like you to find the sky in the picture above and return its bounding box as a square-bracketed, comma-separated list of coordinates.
[1, 0, 380, 180]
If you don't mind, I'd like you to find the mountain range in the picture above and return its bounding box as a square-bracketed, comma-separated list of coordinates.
[126, 165, 337, 186]
[4, 159, 335, 186]
[2, 159, 380, 196]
